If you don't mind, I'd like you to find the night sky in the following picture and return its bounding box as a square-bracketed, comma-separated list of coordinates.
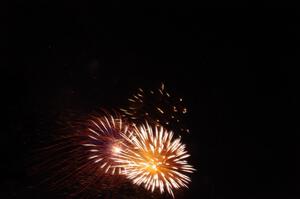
[5, 2, 300, 199]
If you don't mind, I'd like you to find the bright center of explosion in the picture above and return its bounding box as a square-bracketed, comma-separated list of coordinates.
[145, 162, 158, 172]
[112, 145, 122, 154]
[150, 164, 157, 171]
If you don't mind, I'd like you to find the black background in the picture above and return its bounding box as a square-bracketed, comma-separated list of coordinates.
[5, 2, 300, 199]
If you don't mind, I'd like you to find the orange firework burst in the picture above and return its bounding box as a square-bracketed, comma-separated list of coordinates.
[114, 123, 195, 198]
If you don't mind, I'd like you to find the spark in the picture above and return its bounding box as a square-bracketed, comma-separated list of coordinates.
[156, 107, 164, 114]
[120, 82, 190, 133]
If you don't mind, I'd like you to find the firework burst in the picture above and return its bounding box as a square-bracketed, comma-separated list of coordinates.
[32, 112, 132, 198]
[33, 84, 195, 198]
[114, 123, 195, 198]
[82, 114, 131, 175]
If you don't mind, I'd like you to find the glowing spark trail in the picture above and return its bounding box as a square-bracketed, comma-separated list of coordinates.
[120, 82, 190, 134]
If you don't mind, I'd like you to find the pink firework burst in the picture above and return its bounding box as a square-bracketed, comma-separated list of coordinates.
[82, 114, 131, 175]
[32, 112, 133, 198]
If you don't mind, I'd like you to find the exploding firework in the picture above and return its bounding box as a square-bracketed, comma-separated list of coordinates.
[33, 83, 195, 198]
[114, 123, 195, 198]
[33, 112, 132, 198]
[82, 114, 131, 175]
[120, 83, 189, 134]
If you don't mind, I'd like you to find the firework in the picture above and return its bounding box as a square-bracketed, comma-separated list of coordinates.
[33, 83, 195, 198]
[82, 114, 131, 175]
[114, 123, 195, 198]
[120, 83, 189, 134]
[33, 112, 132, 198]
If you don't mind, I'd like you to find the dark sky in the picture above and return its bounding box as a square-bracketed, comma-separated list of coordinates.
[5, 2, 300, 199]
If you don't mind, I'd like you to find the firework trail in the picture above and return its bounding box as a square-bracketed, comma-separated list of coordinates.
[114, 123, 195, 198]
[120, 83, 190, 134]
